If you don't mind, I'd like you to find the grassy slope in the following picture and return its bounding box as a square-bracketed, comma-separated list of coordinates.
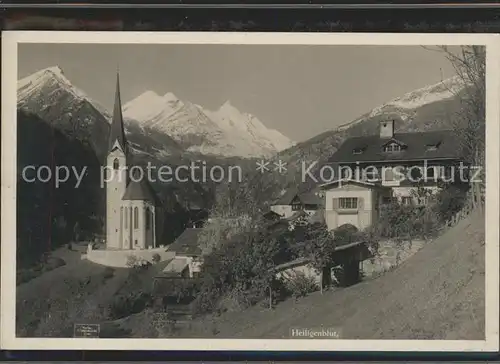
[184, 210, 485, 339]
[16, 248, 129, 337]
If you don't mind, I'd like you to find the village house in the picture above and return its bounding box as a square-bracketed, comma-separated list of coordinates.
[321, 119, 466, 231]
[161, 228, 203, 278]
[320, 179, 392, 231]
[270, 188, 323, 218]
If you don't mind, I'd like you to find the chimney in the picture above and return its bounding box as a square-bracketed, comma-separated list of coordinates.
[380, 119, 395, 139]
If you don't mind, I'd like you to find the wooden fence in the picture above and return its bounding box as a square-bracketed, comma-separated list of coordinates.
[443, 203, 473, 228]
[443, 192, 482, 229]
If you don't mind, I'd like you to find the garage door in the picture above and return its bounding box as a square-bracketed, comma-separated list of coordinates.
[337, 212, 359, 229]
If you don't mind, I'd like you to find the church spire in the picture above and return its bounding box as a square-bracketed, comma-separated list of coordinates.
[108, 70, 127, 154]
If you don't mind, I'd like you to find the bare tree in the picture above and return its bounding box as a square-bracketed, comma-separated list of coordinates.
[425, 46, 485, 210]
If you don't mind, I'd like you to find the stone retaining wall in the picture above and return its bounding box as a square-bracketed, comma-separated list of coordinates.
[361, 240, 426, 277]
[84, 244, 175, 268]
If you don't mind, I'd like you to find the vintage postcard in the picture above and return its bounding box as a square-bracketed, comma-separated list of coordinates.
[1, 31, 499, 351]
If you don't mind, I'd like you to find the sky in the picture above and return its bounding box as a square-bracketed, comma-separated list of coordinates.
[18, 44, 458, 142]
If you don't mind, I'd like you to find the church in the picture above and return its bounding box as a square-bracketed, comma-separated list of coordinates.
[105, 72, 164, 250]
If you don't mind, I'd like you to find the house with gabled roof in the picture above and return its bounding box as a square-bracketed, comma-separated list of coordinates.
[270, 188, 324, 219]
[319, 118, 467, 231]
[162, 228, 204, 278]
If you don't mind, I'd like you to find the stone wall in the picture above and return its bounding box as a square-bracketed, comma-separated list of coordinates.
[361, 239, 426, 278]
[84, 244, 175, 268]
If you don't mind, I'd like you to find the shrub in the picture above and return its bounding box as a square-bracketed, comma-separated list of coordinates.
[376, 198, 440, 241]
[108, 291, 152, 320]
[45, 256, 66, 270]
[126, 255, 138, 268]
[333, 224, 359, 244]
[193, 227, 292, 313]
[103, 267, 115, 280]
[283, 271, 318, 299]
[434, 184, 468, 222]
[152, 253, 161, 264]
[154, 279, 201, 306]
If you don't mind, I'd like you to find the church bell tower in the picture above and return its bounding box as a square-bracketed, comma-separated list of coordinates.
[106, 71, 128, 250]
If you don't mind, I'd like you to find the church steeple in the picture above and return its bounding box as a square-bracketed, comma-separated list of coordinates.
[108, 71, 127, 154]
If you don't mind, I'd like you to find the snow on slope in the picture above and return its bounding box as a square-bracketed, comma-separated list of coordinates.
[123, 91, 294, 158]
[337, 76, 465, 131]
[17, 66, 111, 118]
[210, 101, 293, 152]
[18, 66, 293, 158]
[123, 90, 184, 125]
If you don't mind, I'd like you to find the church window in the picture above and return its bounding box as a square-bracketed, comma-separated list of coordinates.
[134, 207, 139, 229]
[113, 158, 119, 170]
[145, 208, 151, 230]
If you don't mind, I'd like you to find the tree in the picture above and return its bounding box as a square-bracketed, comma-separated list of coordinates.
[425, 46, 486, 210]
[300, 223, 336, 294]
[444, 46, 485, 211]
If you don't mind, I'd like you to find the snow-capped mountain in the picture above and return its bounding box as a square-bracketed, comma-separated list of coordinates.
[17, 66, 185, 159]
[337, 76, 465, 132]
[123, 91, 294, 158]
[17, 66, 111, 157]
[278, 74, 468, 182]
[18, 65, 294, 158]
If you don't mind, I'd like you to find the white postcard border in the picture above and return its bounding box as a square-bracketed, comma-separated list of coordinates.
[1, 31, 499, 352]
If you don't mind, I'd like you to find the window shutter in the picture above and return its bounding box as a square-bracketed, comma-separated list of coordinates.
[332, 198, 339, 210]
[358, 198, 364, 211]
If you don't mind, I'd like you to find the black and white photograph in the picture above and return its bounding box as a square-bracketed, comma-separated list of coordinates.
[1, 32, 498, 351]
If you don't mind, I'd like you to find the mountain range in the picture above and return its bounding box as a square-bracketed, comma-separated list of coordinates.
[271, 75, 467, 191]
[17, 65, 467, 194]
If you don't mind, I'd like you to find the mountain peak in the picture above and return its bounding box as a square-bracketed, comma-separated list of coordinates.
[220, 99, 235, 109]
[219, 100, 243, 117]
[19, 65, 67, 86]
[45, 65, 64, 74]
[163, 92, 179, 103]
[123, 90, 184, 124]
[134, 90, 162, 101]
[17, 65, 92, 106]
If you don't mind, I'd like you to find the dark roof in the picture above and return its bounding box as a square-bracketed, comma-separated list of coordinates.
[122, 178, 161, 205]
[319, 178, 390, 190]
[263, 210, 281, 219]
[298, 191, 323, 206]
[274, 188, 299, 205]
[108, 72, 128, 154]
[273, 188, 322, 206]
[167, 228, 203, 256]
[273, 257, 311, 272]
[328, 130, 463, 164]
[273, 241, 368, 272]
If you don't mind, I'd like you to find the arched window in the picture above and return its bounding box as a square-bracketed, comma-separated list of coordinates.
[134, 207, 139, 229]
[145, 208, 150, 230]
[124, 207, 128, 229]
[113, 158, 119, 170]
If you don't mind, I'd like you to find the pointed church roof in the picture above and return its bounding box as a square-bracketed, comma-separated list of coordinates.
[122, 178, 161, 206]
[108, 71, 128, 154]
